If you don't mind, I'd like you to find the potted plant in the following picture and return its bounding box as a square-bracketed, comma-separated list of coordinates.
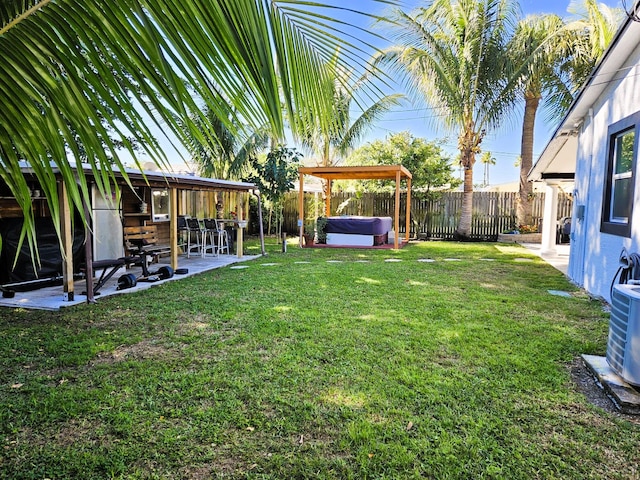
[316, 216, 328, 244]
[303, 223, 315, 247]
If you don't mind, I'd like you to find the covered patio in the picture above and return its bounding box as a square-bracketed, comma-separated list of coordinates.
[0, 164, 265, 308]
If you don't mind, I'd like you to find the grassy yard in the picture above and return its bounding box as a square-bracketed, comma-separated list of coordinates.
[1, 240, 638, 479]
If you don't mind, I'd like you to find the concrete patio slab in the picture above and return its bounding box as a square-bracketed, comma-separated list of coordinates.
[0, 254, 260, 311]
[521, 243, 570, 275]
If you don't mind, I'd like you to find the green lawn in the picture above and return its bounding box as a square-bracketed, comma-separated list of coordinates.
[1, 240, 638, 479]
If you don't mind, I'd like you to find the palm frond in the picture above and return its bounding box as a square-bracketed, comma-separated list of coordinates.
[1, 0, 387, 260]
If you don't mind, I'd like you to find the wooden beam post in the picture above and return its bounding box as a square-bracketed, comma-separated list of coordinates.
[394, 171, 401, 249]
[83, 193, 95, 304]
[169, 187, 178, 270]
[325, 179, 332, 216]
[58, 181, 75, 301]
[298, 174, 304, 247]
[405, 177, 412, 243]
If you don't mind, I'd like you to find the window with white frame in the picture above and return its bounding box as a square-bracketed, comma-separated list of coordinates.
[601, 113, 638, 237]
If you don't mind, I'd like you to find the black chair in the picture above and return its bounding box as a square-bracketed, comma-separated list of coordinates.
[185, 218, 203, 258]
[202, 218, 219, 257]
[177, 216, 189, 252]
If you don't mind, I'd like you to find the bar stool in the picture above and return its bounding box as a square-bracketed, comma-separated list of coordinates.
[186, 218, 203, 258]
[215, 219, 230, 255]
[202, 219, 218, 257]
[177, 216, 189, 252]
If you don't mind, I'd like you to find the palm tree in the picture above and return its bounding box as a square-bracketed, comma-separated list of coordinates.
[563, 0, 624, 98]
[299, 51, 404, 169]
[511, 14, 567, 227]
[185, 106, 270, 181]
[376, 0, 523, 239]
[0, 0, 383, 253]
[512, 1, 623, 227]
[480, 151, 497, 187]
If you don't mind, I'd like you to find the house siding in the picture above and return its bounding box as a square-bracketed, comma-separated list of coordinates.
[570, 43, 640, 302]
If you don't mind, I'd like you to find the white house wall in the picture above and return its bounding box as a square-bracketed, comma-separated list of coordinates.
[570, 43, 640, 302]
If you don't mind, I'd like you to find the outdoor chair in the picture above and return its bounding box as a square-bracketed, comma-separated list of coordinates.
[215, 219, 230, 255]
[177, 215, 189, 251]
[202, 218, 219, 257]
[185, 218, 204, 258]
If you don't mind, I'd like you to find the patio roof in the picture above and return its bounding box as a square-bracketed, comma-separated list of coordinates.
[18, 162, 257, 191]
[298, 165, 412, 181]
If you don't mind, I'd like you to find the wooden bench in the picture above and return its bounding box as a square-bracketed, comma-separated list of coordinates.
[123, 225, 171, 277]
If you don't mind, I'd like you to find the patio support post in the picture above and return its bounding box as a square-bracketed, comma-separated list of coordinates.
[405, 177, 412, 243]
[325, 179, 332, 217]
[83, 195, 95, 304]
[236, 194, 243, 258]
[169, 187, 178, 270]
[541, 182, 559, 255]
[298, 175, 304, 247]
[253, 190, 266, 255]
[58, 181, 74, 301]
[394, 171, 401, 249]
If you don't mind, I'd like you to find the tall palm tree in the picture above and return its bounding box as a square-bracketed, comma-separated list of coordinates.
[512, 1, 623, 227]
[563, 0, 624, 97]
[0, 0, 382, 254]
[376, 0, 522, 239]
[511, 14, 567, 227]
[480, 151, 496, 187]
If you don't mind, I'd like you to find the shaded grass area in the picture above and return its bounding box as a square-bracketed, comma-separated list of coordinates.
[1, 240, 638, 479]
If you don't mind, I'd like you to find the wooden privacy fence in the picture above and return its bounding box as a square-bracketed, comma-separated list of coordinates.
[282, 191, 573, 241]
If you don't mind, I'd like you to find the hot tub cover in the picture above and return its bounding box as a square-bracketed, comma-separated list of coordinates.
[325, 216, 392, 236]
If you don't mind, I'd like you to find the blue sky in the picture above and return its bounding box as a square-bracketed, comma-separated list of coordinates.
[353, 0, 624, 187]
[148, 0, 623, 187]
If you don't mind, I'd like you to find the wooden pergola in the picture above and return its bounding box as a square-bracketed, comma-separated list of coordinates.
[298, 165, 412, 249]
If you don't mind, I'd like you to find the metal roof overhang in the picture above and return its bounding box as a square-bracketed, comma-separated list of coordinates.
[123, 169, 256, 191]
[19, 162, 257, 191]
[529, 11, 640, 182]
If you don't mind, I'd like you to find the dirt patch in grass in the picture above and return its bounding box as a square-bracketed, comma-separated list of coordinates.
[12, 418, 109, 451]
[569, 356, 640, 425]
[179, 464, 215, 479]
[91, 339, 175, 365]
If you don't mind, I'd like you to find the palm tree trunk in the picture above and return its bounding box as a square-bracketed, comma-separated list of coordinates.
[456, 166, 475, 238]
[517, 93, 540, 227]
[455, 127, 480, 240]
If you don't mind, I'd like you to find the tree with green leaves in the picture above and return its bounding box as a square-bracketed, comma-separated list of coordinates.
[563, 0, 624, 102]
[0, 0, 383, 258]
[510, 13, 567, 226]
[185, 105, 270, 181]
[346, 132, 460, 199]
[376, 0, 523, 239]
[246, 146, 302, 236]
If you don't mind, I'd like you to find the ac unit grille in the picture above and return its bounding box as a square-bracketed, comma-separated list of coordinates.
[606, 284, 640, 386]
[607, 288, 629, 373]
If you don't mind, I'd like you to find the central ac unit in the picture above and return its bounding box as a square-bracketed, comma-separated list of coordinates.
[607, 284, 640, 386]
